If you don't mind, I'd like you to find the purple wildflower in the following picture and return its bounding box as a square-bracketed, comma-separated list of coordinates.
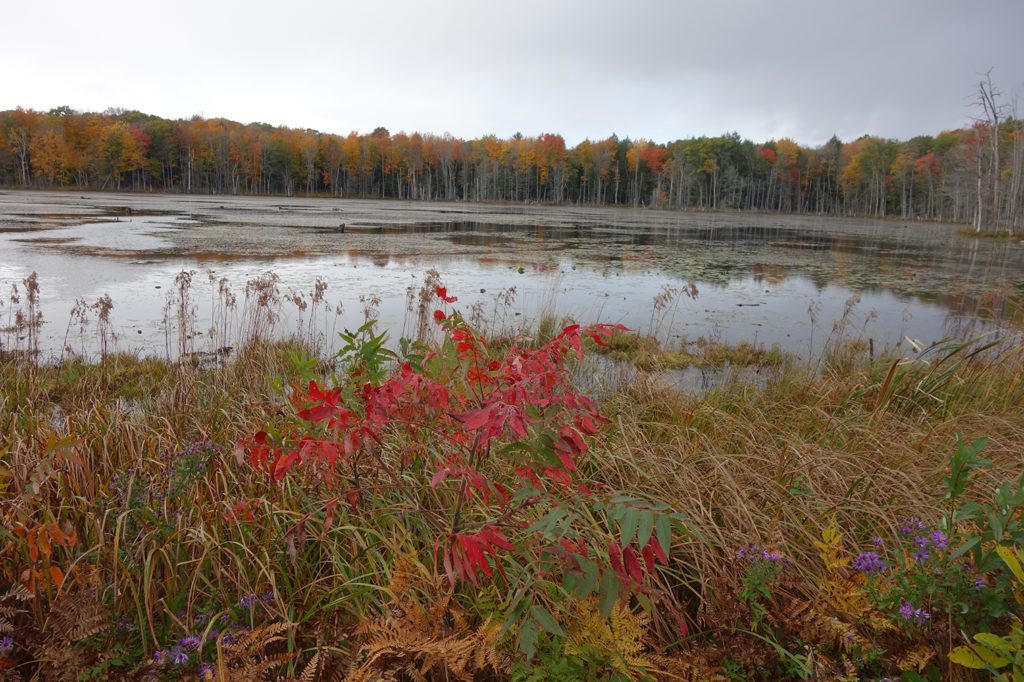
[0, 636, 13, 654]
[901, 517, 926, 534]
[171, 649, 189, 665]
[179, 635, 202, 650]
[898, 599, 930, 626]
[239, 593, 257, 608]
[154, 650, 168, 663]
[913, 549, 931, 563]
[914, 535, 929, 548]
[737, 542, 784, 564]
[871, 536, 884, 547]
[974, 577, 987, 589]
[199, 663, 215, 678]
[851, 551, 887, 573]
[930, 530, 947, 549]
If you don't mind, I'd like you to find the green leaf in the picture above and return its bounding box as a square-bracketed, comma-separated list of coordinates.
[599, 570, 618, 619]
[500, 588, 528, 636]
[531, 506, 568, 535]
[948, 536, 980, 561]
[989, 512, 1006, 542]
[620, 506, 639, 547]
[519, 619, 539, 660]
[637, 509, 654, 550]
[953, 502, 983, 523]
[531, 605, 565, 637]
[655, 514, 672, 557]
[577, 559, 599, 598]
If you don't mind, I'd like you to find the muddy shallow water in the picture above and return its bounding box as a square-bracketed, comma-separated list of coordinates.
[1, 190, 1021, 361]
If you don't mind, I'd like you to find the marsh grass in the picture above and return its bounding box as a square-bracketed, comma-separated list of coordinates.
[590, 328, 789, 372]
[0, 276, 1023, 680]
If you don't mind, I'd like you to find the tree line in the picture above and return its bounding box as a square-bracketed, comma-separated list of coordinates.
[2, 96, 1021, 233]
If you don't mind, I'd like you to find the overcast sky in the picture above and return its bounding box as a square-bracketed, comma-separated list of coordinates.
[3, 0, 1023, 148]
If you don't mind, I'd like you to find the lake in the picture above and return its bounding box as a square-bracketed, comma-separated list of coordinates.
[1, 190, 1021, 362]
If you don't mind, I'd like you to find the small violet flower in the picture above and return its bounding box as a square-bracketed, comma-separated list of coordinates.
[179, 635, 202, 650]
[930, 530, 947, 549]
[898, 598, 931, 626]
[851, 551, 887, 574]
[0, 636, 13, 654]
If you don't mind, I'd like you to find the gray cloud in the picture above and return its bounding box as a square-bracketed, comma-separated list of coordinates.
[3, 0, 1022, 147]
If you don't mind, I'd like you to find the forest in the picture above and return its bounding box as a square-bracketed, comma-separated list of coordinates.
[2, 97, 1022, 233]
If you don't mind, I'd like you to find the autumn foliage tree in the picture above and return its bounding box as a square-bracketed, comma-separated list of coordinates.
[2, 99, 1022, 226]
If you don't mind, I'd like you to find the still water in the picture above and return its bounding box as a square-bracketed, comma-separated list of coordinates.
[1, 191, 1021, 361]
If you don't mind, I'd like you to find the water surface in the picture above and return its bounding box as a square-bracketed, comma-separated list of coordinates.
[1, 191, 1020, 360]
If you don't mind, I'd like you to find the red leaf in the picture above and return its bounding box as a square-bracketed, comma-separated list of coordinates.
[464, 536, 492, 577]
[642, 544, 656, 574]
[576, 414, 599, 436]
[345, 488, 360, 510]
[430, 468, 451, 488]
[554, 443, 577, 472]
[480, 526, 514, 551]
[543, 466, 571, 486]
[457, 405, 495, 432]
[623, 546, 643, 585]
[435, 286, 457, 303]
[609, 542, 624, 576]
[297, 403, 335, 423]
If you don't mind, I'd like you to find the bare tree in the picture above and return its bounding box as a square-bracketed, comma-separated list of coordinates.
[974, 70, 1006, 232]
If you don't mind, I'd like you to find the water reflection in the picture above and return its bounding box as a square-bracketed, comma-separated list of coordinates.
[0, 191, 1021, 360]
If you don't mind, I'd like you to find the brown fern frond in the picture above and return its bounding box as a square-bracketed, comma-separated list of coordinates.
[0, 585, 32, 604]
[0, 584, 33, 635]
[896, 642, 935, 673]
[650, 647, 729, 681]
[28, 576, 111, 680]
[223, 621, 291, 658]
[295, 649, 324, 682]
[43, 583, 109, 644]
[347, 614, 507, 682]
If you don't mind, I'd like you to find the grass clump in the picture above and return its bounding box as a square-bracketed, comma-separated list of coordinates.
[0, 293, 1023, 680]
[590, 328, 788, 371]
